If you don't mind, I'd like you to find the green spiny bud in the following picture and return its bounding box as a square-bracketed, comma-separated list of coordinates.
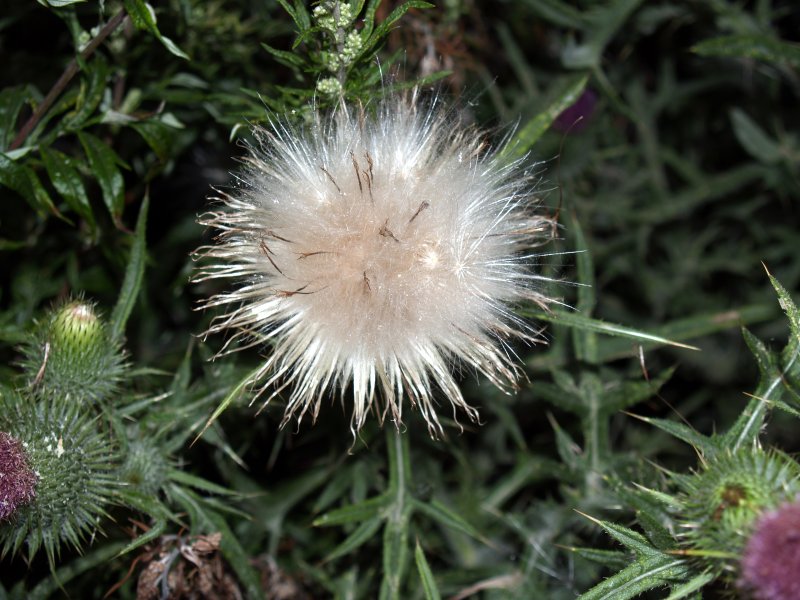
[0, 392, 119, 568]
[20, 299, 127, 404]
[673, 448, 800, 580]
[120, 438, 169, 497]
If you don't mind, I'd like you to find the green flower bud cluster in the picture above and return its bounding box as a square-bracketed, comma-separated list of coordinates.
[311, 1, 364, 96]
[312, 1, 355, 32]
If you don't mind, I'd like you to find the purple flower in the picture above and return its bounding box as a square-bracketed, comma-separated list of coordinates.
[0, 431, 37, 521]
[553, 89, 598, 134]
[739, 499, 800, 600]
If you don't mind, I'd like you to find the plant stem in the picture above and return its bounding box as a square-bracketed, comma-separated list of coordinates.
[9, 9, 127, 151]
[380, 427, 412, 600]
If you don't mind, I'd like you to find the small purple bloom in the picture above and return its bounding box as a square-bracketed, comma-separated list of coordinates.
[740, 499, 800, 600]
[0, 431, 37, 521]
[553, 89, 598, 133]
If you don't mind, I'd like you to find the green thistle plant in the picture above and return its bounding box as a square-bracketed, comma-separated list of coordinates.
[0, 393, 119, 569]
[19, 300, 127, 405]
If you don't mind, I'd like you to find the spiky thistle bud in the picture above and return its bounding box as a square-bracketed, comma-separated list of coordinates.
[738, 498, 800, 600]
[20, 299, 127, 404]
[194, 92, 557, 437]
[673, 449, 800, 580]
[0, 431, 37, 521]
[0, 393, 118, 567]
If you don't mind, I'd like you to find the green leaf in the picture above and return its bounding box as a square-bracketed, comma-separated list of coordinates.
[502, 74, 589, 161]
[414, 540, 442, 600]
[521, 0, 587, 29]
[110, 192, 148, 340]
[566, 546, 630, 569]
[78, 132, 125, 221]
[522, 308, 700, 351]
[40, 147, 95, 229]
[192, 364, 263, 444]
[561, 0, 643, 69]
[0, 86, 31, 150]
[131, 119, 180, 161]
[39, 0, 86, 6]
[730, 109, 782, 163]
[626, 414, 713, 455]
[363, 1, 433, 56]
[577, 554, 688, 600]
[413, 499, 486, 543]
[664, 572, 715, 600]
[767, 270, 800, 347]
[27, 542, 127, 600]
[313, 494, 391, 527]
[63, 59, 109, 131]
[122, 0, 189, 59]
[261, 42, 306, 68]
[0, 153, 59, 217]
[167, 468, 236, 496]
[692, 34, 800, 68]
[324, 517, 383, 562]
[579, 513, 660, 557]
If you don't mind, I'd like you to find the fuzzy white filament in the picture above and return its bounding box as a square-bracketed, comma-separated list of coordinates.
[194, 93, 556, 437]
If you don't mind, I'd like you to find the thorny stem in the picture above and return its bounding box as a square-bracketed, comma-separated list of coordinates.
[9, 9, 127, 151]
[381, 426, 411, 600]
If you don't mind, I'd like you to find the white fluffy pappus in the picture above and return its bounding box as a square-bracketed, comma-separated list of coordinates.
[194, 92, 557, 437]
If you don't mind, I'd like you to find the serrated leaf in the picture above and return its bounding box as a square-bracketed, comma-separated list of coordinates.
[577, 554, 688, 600]
[626, 414, 713, 455]
[730, 109, 781, 164]
[502, 74, 589, 161]
[40, 147, 95, 229]
[579, 513, 660, 557]
[415, 540, 442, 600]
[110, 193, 148, 340]
[77, 131, 125, 221]
[767, 272, 800, 347]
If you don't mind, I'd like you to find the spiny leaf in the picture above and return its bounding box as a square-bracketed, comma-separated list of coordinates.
[414, 540, 442, 600]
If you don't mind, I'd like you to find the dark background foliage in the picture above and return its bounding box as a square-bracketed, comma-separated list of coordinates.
[1, 1, 798, 598]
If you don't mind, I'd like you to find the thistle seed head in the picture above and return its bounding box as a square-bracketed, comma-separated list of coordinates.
[195, 93, 557, 437]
